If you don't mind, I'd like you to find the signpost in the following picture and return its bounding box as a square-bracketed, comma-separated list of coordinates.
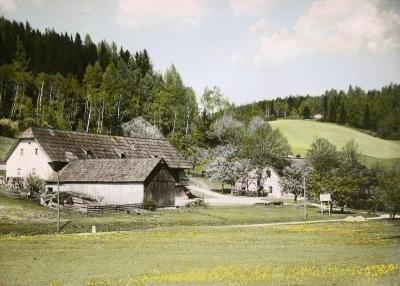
[320, 193, 331, 216]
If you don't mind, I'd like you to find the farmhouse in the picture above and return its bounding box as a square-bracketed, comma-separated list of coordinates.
[235, 167, 283, 198]
[234, 158, 309, 198]
[5, 127, 191, 206]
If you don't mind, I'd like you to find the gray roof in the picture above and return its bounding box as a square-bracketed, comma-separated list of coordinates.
[289, 158, 310, 170]
[47, 158, 163, 183]
[16, 127, 190, 169]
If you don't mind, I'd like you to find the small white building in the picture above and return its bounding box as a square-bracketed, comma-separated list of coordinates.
[313, 113, 323, 120]
[235, 167, 283, 198]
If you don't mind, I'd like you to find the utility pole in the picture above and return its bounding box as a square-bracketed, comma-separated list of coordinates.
[57, 171, 60, 232]
[303, 175, 307, 220]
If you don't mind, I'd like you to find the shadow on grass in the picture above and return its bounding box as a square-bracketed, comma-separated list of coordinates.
[211, 188, 232, 195]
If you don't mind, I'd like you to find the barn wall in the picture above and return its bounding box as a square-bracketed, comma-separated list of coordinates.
[6, 139, 53, 179]
[145, 165, 175, 207]
[48, 183, 144, 205]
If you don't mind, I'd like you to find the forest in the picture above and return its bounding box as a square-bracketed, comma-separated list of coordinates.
[0, 16, 399, 151]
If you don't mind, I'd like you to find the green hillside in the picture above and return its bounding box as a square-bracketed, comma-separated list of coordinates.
[270, 120, 400, 166]
[0, 136, 15, 162]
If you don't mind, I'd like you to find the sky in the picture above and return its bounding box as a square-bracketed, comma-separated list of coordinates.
[1, 0, 400, 104]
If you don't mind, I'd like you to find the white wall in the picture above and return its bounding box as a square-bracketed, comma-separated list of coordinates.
[235, 167, 283, 198]
[6, 139, 53, 179]
[47, 183, 144, 205]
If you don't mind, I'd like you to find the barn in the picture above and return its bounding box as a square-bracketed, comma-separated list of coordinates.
[5, 127, 191, 207]
[46, 158, 176, 207]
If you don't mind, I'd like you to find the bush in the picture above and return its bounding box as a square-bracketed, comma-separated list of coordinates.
[143, 193, 156, 211]
[26, 175, 45, 194]
[0, 118, 19, 138]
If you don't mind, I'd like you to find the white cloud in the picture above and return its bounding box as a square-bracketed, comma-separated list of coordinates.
[230, 0, 276, 15]
[0, 0, 16, 11]
[116, 0, 207, 28]
[251, 0, 400, 64]
[249, 18, 269, 34]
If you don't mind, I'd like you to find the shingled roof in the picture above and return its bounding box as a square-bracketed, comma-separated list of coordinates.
[16, 127, 191, 169]
[47, 158, 163, 183]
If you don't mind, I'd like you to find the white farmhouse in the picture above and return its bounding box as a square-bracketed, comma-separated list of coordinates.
[235, 167, 283, 198]
[5, 127, 191, 206]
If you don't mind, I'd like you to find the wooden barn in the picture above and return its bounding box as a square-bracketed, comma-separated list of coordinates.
[5, 127, 191, 207]
[46, 158, 176, 207]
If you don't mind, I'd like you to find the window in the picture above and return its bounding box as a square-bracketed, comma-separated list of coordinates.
[35, 148, 38, 155]
[20, 149, 24, 155]
[83, 149, 94, 158]
[268, 186, 273, 193]
[266, 170, 271, 178]
[120, 153, 127, 159]
[17, 168, 21, 176]
[47, 187, 53, 193]
[32, 168, 36, 175]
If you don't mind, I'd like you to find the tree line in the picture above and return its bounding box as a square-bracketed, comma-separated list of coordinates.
[0, 17, 200, 149]
[233, 85, 400, 140]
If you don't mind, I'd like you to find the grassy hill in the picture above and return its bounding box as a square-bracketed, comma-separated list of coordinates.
[269, 120, 400, 166]
[0, 136, 15, 162]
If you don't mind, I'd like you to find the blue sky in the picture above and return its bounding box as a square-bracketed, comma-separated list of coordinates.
[1, 0, 400, 104]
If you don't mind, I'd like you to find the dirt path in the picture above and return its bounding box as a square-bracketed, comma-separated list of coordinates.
[205, 214, 392, 229]
[187, 177, 270, 206]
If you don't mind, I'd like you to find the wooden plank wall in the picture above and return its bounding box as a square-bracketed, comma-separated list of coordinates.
[145, 164, 175, 207]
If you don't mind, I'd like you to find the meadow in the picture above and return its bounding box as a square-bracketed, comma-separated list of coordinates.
[0, 221, 399, 285]
[0, 189, 398, 285]
[270, 119, 400, 166]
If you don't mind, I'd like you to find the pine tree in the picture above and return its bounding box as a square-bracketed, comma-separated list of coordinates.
[363, 103, 371, 129]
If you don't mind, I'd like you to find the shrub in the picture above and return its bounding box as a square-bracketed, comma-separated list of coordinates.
[0, 118, 19, 138]
[26, 175, 45, 194]
[143, 193, 156, 211]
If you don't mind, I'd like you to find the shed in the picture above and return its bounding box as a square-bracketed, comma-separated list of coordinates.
[46, 158, 176, 207]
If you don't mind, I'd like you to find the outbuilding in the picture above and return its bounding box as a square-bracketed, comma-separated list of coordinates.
[46, 158, 176, 207]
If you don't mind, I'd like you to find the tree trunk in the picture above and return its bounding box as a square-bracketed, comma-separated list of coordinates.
[86, 102, 91, 133]
[294, 194, 298, 203]
[10, 83, 19, 119]
[341, 206, 344, 213]
[172, 109, 177, 134]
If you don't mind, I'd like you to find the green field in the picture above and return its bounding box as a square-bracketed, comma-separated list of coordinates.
[270, 120, 400, 166]
[0, 221, 399, 285]
[0, 136, 15, 161]
[1, 191, 399, 285]
[0, 191, 372, 235]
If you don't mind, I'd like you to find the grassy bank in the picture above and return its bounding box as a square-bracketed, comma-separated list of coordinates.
[269, 119, 400, 167]
[0, 221, 399, 285]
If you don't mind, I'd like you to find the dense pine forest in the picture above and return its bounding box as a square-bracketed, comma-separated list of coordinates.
[0, 16, 399, 154]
